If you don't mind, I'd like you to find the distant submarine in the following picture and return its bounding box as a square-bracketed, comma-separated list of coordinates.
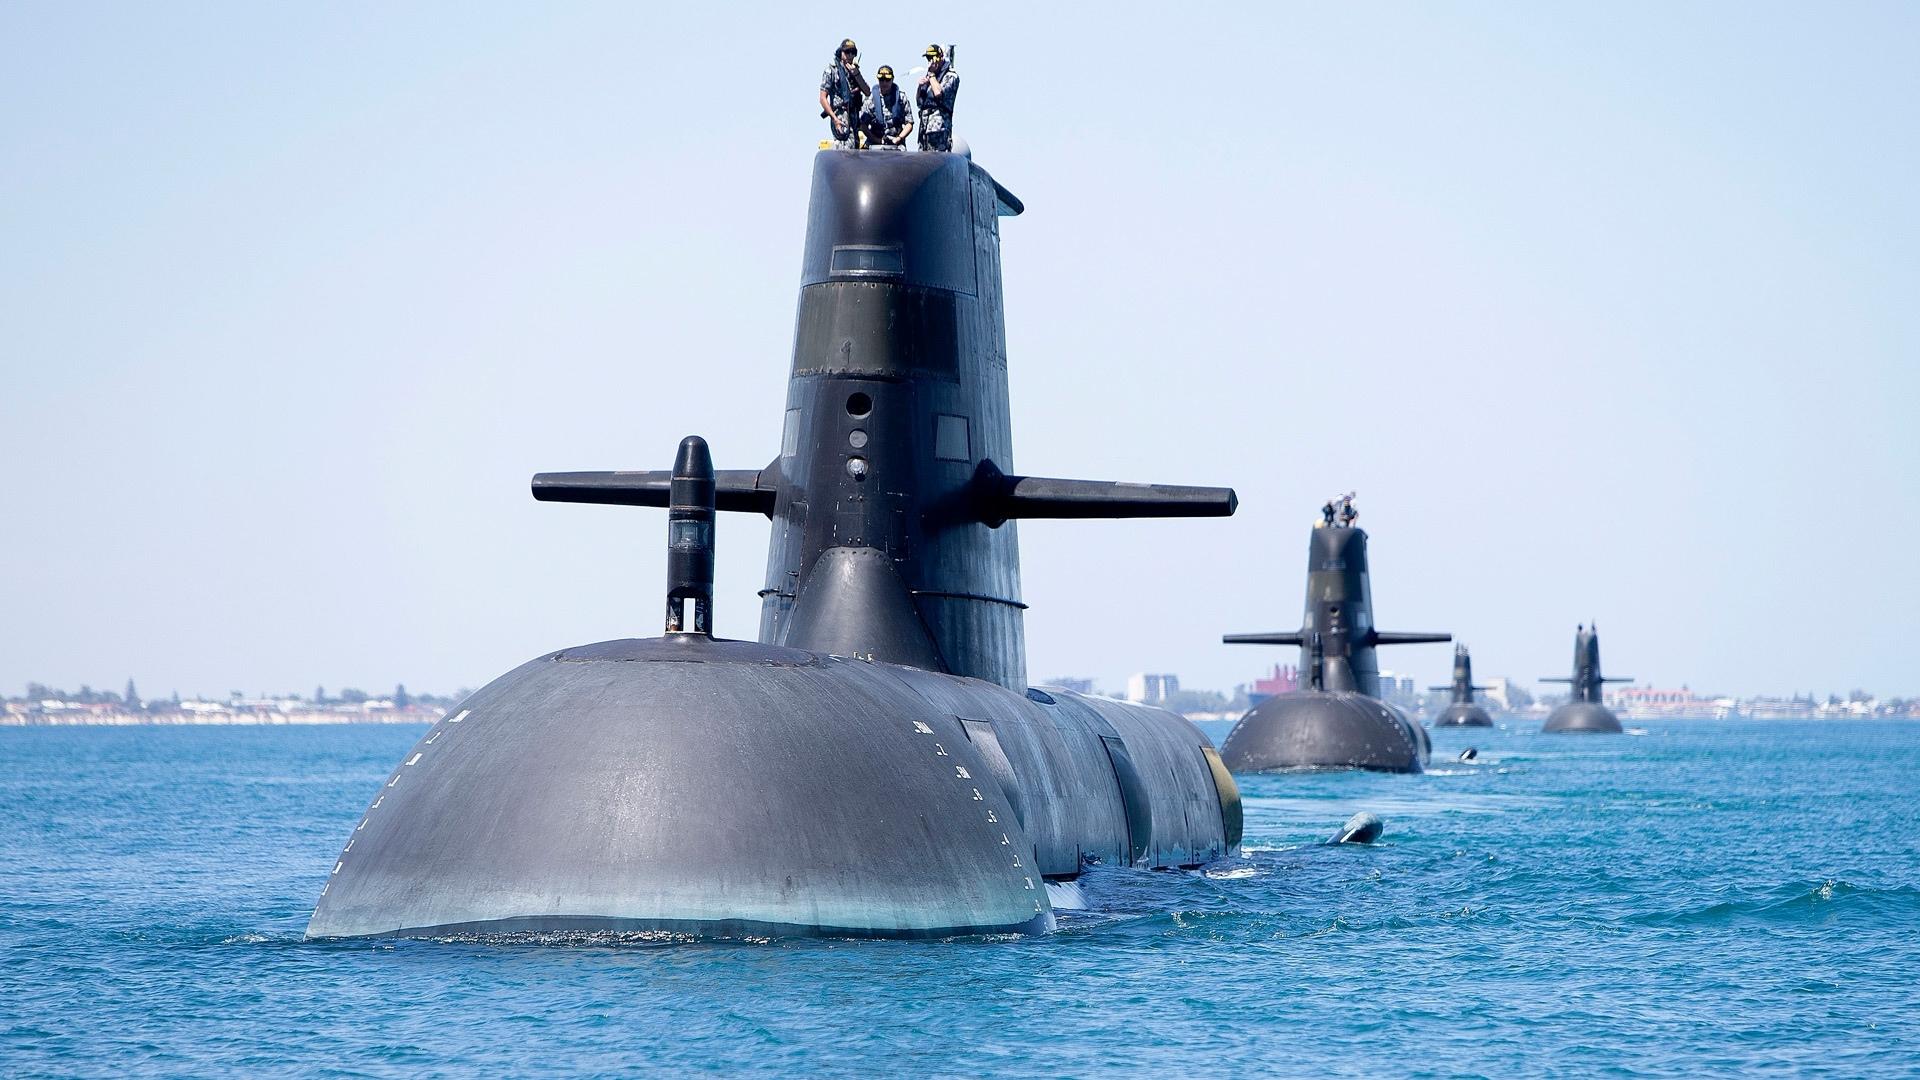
[1540, 624, 1631, 733]
[1216, 498, 1450, 773]
[1429, 644, 1494, 728]
[306, 147, 1244, 940]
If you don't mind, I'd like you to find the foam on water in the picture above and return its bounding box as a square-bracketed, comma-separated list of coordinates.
[4, 719, 1920, 1076]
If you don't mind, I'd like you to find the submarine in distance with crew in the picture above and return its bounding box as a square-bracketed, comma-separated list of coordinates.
[1429, 644, 1495, 728]
[1216, 496, 1451, 774]
[1540, 624, 1632, 733]
[306, 147, 1246, 941]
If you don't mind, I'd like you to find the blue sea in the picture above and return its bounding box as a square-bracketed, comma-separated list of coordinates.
[4, 719, 1918, 1077]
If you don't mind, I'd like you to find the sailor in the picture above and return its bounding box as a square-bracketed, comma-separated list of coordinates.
[863, 65, 913, 147]
[1321, 501, 1337, 527]
[819, 38, 870, 148]
[916, 45, 959, 151]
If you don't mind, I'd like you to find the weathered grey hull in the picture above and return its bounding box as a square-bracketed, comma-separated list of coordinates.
[1542, 701, 1623, 733]
[1432, 702, 1494, 728]
[1218, 691, 1428, 774]
[307, 638, 1239, 940]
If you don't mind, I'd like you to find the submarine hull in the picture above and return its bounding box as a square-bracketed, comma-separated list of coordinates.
[1219, 690, 1428, 774]
[307, 637, 1239, 940]
[1432, 702, 1494, 728]
[1542, 701, 1624, 733]
[312, 149, 1248, 941]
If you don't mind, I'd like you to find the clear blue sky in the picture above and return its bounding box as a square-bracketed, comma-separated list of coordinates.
[3, 3, 1915, 701]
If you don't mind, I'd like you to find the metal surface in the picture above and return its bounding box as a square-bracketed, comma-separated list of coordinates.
[306, 639, 1049, 939]
[1541, 625, 1630, 733]
[1218, 510, 1448, 773]
[306, 635, 1239, 940]
[976, 468, 1238, 525]
[756, 151, 1234, 689]
[1429, 643, 1494, 728]
[532, 468, 777, 515]
[310, 150, 1242, 940]
[1329, 811, 1384, 845]
[1218, 691, 1426, 774]
[663, 436, 716, 636]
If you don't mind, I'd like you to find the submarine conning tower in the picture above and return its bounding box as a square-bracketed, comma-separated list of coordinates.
[1555, 624, 1621, 704]
[1222, 506, 1450, 695]
[760, 149, 1027, 684]
[759, 151, 1240, 686]
[1445, 644, 1476, 704]
[534, 150, 1236, 689]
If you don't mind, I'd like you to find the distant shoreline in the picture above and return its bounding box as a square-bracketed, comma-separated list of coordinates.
[0, 711, 434, 727]
[5, 711, 1911, 729]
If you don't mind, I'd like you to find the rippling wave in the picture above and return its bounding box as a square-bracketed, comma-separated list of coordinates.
[4, 720, 1919, 1075]
[1635, 880, 1920, 927]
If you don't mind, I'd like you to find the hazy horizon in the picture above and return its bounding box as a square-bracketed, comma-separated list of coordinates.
[4, 4, 1916, 702]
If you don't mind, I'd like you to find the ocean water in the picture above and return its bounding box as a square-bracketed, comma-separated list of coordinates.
[4, 719, 1918, 1077]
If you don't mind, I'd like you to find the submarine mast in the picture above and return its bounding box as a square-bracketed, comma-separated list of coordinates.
[663, 436, 716, 637]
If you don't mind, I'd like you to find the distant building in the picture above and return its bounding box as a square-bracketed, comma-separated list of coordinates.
[1607, 685, 1733, 719]
[1476, 677, 1512, 710]
[1743, 695, 1819, 719]
[1043, 677, 1097, 696]
[1125, 673, 1179, 704]
[1377, 671, 1419, 711]
[1249, 664, 1298, 704]
[0, 683, 454, 726]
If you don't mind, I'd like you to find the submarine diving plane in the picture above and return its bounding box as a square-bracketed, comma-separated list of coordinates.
[1429, 644, 1495, 728]
[1217, 497, 1450, 773]
[1540, 624, 1631, 733]
[307, 147, 1244, 940]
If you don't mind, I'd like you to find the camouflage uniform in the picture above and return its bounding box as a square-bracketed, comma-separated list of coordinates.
[916, 65, 959, 151]
[864, 84, 911, 146]
[820, 61, 860, 148]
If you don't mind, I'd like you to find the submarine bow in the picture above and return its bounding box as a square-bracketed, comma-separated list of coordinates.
[309, 151, 1242, 941]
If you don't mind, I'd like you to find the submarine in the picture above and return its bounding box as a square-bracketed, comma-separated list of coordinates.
[1216, 497, 1450, 773]
[306, 147, 1245, 940]
[1429, 644, 1494, 728]
[1540, 623, 1631, 733]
